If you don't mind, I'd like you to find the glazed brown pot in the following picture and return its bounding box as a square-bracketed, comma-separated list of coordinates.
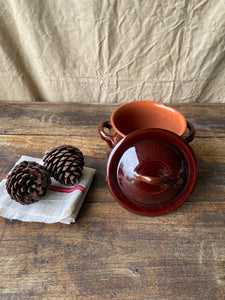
[98, 101, 195, 149]
[98, 101, 197, 216]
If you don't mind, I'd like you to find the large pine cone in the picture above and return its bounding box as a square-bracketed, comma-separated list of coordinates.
[43, 145, 84, 185]
[6, 161, 51, 205]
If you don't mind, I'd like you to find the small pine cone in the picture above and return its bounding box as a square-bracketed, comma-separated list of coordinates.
[6, 161, 51, 205]
[43, 145, 84, 185]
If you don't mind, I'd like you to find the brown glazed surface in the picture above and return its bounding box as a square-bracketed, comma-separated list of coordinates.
[106, 128, 197, 216]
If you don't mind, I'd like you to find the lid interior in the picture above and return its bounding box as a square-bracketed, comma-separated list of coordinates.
[106, 128, 197, 215]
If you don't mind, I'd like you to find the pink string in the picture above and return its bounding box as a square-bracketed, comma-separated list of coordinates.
[49, 185, 85, 194]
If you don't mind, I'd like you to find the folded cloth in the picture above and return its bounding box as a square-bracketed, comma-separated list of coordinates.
[0, 156, 96, 224]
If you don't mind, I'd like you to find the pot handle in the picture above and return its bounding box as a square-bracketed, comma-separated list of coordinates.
[134, 171, 172, 186]
[185, 120, 195, 143]
[98, 120, 114, 149]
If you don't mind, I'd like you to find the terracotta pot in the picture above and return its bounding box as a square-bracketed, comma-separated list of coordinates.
[98, 101, 197, 216]
[98, 101, 195, 149]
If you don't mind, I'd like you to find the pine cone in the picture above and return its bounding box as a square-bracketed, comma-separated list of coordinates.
[43, 145, 84, 185]
[6, 161, 51, 205]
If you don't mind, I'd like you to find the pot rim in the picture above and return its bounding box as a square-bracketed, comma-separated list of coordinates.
[111, 100, 187, 138]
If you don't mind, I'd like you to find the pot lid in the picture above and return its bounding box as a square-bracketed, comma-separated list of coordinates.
[106, 128, 197, 216]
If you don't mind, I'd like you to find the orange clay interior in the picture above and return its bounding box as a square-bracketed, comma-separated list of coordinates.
[111, 101, 187, 137]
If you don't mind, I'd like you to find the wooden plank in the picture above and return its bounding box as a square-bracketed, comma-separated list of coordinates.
[0, 202, 225, 299]
[0, 102, 224, 137]
[0, 135, 224, 203]
[0, 102, 107, 137]
[171, 103, 225, 137]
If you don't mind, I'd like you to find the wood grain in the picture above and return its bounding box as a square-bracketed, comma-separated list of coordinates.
[0, 102, 224, 137]
[0, 135, 224, 203]
[0, 102, 224, 299]
[0, 202, 225, 299]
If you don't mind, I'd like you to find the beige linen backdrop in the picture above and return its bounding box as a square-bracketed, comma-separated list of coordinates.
[0, 0, 224, 103]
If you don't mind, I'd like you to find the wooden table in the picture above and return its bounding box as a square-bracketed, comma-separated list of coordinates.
[0, 102, 224, 299]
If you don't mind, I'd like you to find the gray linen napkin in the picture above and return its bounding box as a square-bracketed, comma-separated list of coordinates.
[0, 156, 96, 224]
